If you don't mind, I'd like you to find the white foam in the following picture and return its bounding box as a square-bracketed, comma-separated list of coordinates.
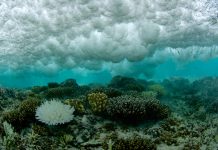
[0, 0, 218, 76]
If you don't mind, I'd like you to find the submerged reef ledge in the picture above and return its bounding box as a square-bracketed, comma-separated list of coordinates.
[0, 76, 217, 149]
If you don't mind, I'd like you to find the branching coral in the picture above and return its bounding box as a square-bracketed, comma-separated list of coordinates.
[90, 87, 122, 98]
[2, 97, 40, 130]
[106, 95, 170, 124]
[103, 135, 156, 150]
[1, 121, 20, 150]
[64, 99, 85, 115]
[87, 92, 108, 114]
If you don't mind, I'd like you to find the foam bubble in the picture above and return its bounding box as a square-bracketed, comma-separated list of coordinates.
[0, 0, 218, 80]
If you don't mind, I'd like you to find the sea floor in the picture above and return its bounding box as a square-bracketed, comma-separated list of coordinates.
[0, 76, 217, 150]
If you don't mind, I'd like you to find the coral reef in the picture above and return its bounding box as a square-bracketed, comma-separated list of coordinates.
[2, 97, 40, 130]
[108, 76, 146, 92]
[141, 91, 158, 99]
[0, 77, 217, 149]
[206, 100, 218, 113]
[44, 87, 74, 99]
[162, 77, 194, 97]
[147, 84, 166, 98]
[43, 79, 90, 99]
[1, 121, 20, 149]
[0, 88, 16, 100]
[87, 92, 108, 114]
[31, 86, 48, 94]
[192, 77, 218, 100]
[60, 79, 79, 88]
[31, 124, 50, 136]
[47, 82, 59, 88]
[106, 95, 169, 124]
[64, 99, 85, 115]
[90, 87, 123, 98]
[111, 136, 156, 150]
[35, 100, 75, 125]
[103, 133, 156, 150]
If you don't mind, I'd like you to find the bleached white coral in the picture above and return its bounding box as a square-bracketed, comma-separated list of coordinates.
[35, 100, 75, 125]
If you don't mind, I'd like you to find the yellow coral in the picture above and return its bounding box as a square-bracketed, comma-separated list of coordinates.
[64, 99, 85, 114]
[148, 84, 166, 98]
[141, 91, 158, 99]
[87, 92, 108, 114]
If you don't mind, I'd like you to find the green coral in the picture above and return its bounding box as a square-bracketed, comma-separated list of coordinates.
[141, 91, 158, 99]
[31, 124, 50, 136]
[106, 95, 147, 124]
[47, 82, 59, 88]
[45, 87, 73, 98]
[87, 92, 108, 114]
[107, 95, 170, 124]
[156, 131, 177, 145]
[64, 99, 85, 115]
[31, 86, 48, 94]
[183, 141, 201, 150]
[160, 118, 180, 132]
[108, 76, 146, 92]
[2, 98, 40, 130]
[1, 121, 20, 150]
[58, 134, 74, 149]
[90, 87, 122, 98]
[148, 84, 166, 98]
[144, 99, 170, 120]
[103, 136, 156, 150]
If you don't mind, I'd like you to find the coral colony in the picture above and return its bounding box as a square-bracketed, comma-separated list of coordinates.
[0, 76, 218, 149]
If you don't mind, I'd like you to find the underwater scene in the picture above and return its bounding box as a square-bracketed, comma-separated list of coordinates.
[0, 0, 218, 150]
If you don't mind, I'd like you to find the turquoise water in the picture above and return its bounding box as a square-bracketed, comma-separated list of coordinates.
[1, 57, 218, 88]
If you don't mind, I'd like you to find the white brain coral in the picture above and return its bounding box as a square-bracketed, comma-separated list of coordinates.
[35, 100, 75, 125]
